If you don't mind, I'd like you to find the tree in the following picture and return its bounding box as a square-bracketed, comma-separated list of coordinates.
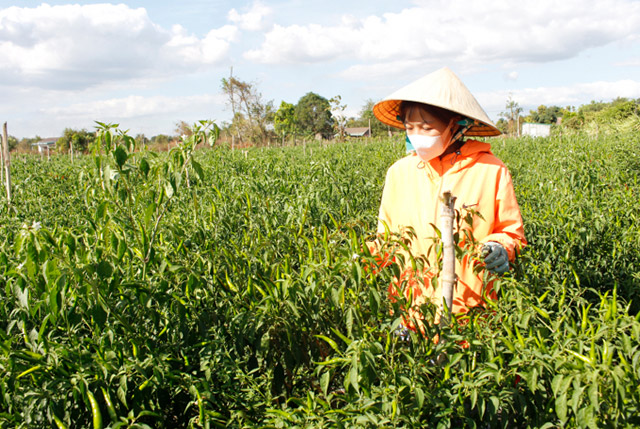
[174, 121, 193, 138]
[250, 98, 276, 145]
[221, 72, 275, 146]
[274, 101, 297, 139]
[7, 135, 18, 151]
[17, 136, 40, 152]
[579, 100, 608, 114]
[495, 118, 508, 134]
[596, 98, 639, 123]
[500, 95, 523, 136]
[329, 95, 348, 141]
[346, 98, 388, 137]
[57, 128, 96, 153]
[295, 92, 333, 139]
[135, 134, 149, 147]
[525, 105, 562, 124]
[150, 134, 171, 148]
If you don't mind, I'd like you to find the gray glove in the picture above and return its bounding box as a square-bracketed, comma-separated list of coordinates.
[482, 242, 509, 274]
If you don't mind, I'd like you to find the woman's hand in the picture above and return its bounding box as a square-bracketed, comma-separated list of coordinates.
[482, 242, 509, 274]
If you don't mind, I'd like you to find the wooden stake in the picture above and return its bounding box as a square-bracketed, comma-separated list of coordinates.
[3, 122, 11, 204]
[439, 190, 456, 327]
[0, 124, 4, 185]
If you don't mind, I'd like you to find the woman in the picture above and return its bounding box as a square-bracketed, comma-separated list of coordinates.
[371, 67, 526, 329]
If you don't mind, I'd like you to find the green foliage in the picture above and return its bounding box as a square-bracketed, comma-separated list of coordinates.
[15, 136, 41, 152]
[559, 98, 640, 133]
[1, 128, 639, 427]
[525, 105, 563, 124]
[221, 75, 276, 146]
[6, 135, 18, 151]
[134, 134, 149, 147]
[500, 95, 523, 136]
[149, 134, 172, 148]
[329, 95, 348, 141]
[295, 92, 334, 139]
[347, 98, 390, 137]
[596, 98, 639, 123]
[579, 100, 610, 114]
[57, 128, 96, 153]
[495, 118, 508, 134]
[274, 101, 297, 138]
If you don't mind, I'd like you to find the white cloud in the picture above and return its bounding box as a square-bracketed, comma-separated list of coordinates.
[2, 90, 228, 138]
[337, 59, 431, 81]
[47, 94, 226, 120]
[0, 4, 237, 90]
[245, 23, 345, 63]
[167, 24, 238, 64]
[504, 71, 519, 81]
[227, 1, 272, 31]
[244, 0, 640, 70]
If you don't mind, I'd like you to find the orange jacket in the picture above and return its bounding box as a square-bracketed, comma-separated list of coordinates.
[376, 139, 526, 318]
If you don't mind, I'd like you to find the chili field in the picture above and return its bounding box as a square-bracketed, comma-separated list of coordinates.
[1, 125, 639, 428]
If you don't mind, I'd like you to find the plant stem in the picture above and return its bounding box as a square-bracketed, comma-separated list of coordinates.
[440, 190, 456, 327]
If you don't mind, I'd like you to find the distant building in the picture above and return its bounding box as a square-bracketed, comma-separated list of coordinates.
[522, 123, 551, 138]
[32, 137, 58, 153]
[344, 127, 371, 137]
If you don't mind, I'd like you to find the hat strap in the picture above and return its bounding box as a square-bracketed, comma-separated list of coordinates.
[452, 118, 478, 142]
[404, 135, 415, 153]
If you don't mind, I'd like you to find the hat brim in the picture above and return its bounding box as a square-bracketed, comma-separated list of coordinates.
[372, 67, 501, 137]
[373, 99, 501, 137]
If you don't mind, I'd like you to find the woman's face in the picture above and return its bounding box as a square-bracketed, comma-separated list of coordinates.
[403, 105, 449, 137]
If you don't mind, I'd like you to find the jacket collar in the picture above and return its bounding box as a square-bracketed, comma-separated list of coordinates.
[419, 139, 493, 177]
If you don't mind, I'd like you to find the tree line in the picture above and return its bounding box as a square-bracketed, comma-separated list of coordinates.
[6, 76, 640, 153]
[219, 73, 388, 147]
[497, 96, 640, 136]
[8, 73, 391, 153]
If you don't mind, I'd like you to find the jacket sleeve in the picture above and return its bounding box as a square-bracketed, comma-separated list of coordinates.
[364, 168, 395, 263]
[376, 167, 395, 236]
[366, 166, 397, 257]
[480, 167, 526, 261]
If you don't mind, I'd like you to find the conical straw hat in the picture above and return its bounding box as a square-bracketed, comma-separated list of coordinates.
[373, 67, 501, 137]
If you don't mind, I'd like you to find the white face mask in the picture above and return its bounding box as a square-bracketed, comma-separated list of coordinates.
[407, 134, 446, 162]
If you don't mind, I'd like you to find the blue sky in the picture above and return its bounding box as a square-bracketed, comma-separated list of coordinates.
[1, 0, 640, 138]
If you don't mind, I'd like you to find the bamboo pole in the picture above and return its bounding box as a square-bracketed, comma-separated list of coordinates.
[0, 124, 4, 185]
[3, 122, 11, 204]
[439, 190, 456, 327]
